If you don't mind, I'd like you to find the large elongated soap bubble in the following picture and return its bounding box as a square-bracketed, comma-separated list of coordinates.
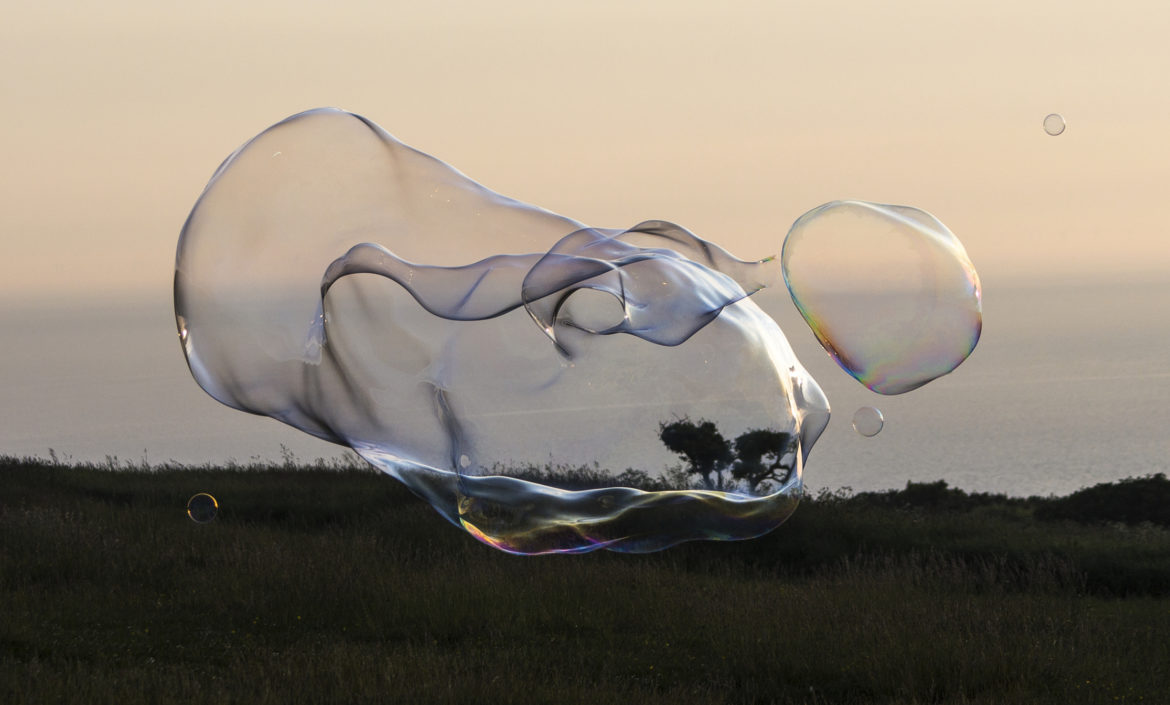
[175, 108, 830, 554]
[781, 201, 982, 395]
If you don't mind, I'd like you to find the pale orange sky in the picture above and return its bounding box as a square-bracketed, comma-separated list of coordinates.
[2, 0, 1169, 303]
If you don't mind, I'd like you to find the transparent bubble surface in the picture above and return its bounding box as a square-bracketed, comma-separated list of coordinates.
[1043, 113, 1066, 136]
[851, 406, 884, 437]
[187, 493, 218, 523]
[176, 109, 830, 554]
[781, 200, 982, 395]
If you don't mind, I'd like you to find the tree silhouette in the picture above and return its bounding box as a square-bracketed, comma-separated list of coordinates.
[731, 429, 797, 492]
[658, 418, 733, 489]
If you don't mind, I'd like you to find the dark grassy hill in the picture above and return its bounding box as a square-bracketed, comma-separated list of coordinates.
[3, 457, 1168, 704]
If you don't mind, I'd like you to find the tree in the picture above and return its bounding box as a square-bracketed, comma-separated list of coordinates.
[658, 418, 733, 489]
[731, 429, 797, 492]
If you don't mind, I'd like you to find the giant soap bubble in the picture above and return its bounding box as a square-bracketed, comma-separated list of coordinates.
[176, 108, 831, 554]
[176, 109, 979, 554]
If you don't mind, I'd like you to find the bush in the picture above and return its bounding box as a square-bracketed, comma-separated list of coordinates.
[847, 480, 1010, 512]
[1035, 473, 1170, 526]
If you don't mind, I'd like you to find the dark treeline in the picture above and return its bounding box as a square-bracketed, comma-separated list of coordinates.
[831, 474, 1170, 528]
[13, 454, 1170, 528]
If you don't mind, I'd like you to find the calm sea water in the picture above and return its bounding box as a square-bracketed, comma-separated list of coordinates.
[2, 275, 1167, 496]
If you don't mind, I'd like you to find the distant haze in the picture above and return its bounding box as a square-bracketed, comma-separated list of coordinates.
[3, 278, 1167, 497]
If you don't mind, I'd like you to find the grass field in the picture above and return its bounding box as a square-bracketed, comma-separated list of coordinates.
[2, 456, 1169, 704]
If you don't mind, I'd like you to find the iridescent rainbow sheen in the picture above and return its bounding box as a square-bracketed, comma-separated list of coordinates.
[781, 200, 982, 395]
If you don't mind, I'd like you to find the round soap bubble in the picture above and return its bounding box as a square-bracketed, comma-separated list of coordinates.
[1043, 113, 1066, 136]
[851, 406, 884, 437]
[176, 108, 831, 554]
[781, 200, 982, 395]
[187, 493, 218, 523]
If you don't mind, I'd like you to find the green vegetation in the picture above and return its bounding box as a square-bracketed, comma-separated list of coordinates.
[2, 456, 1169, 704]
[1035, 473, 1170, 527]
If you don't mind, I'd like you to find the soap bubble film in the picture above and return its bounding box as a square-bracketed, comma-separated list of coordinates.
[1043, 113, 1066, 136]
[187, 493, 218, 523]
[851, 406, 884, 437]
[175, 109, 830, 554]
[780, 200, 982, 395]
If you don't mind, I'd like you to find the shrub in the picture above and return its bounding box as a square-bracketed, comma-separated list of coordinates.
[1035, 473, 1170, 526]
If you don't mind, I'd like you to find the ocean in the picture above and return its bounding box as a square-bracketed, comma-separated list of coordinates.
[2, 274, 1167, 497]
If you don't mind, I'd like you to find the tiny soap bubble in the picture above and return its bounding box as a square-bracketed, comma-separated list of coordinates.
[851, 406, 884, 437]
[187, 493, 218, 523]
[1043, 113, 1065, 136]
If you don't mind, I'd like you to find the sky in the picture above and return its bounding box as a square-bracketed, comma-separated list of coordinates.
[2, 0, 1168, 492]
[3, 0, 1169, 301]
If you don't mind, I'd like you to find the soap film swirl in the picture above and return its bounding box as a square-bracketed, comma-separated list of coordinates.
[175, 108, 830, 554]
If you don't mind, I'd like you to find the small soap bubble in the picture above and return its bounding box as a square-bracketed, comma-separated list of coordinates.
[1043, 113, 1065, 136]
[187, 493, 218, 523]
[851, 406, 884, 437]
